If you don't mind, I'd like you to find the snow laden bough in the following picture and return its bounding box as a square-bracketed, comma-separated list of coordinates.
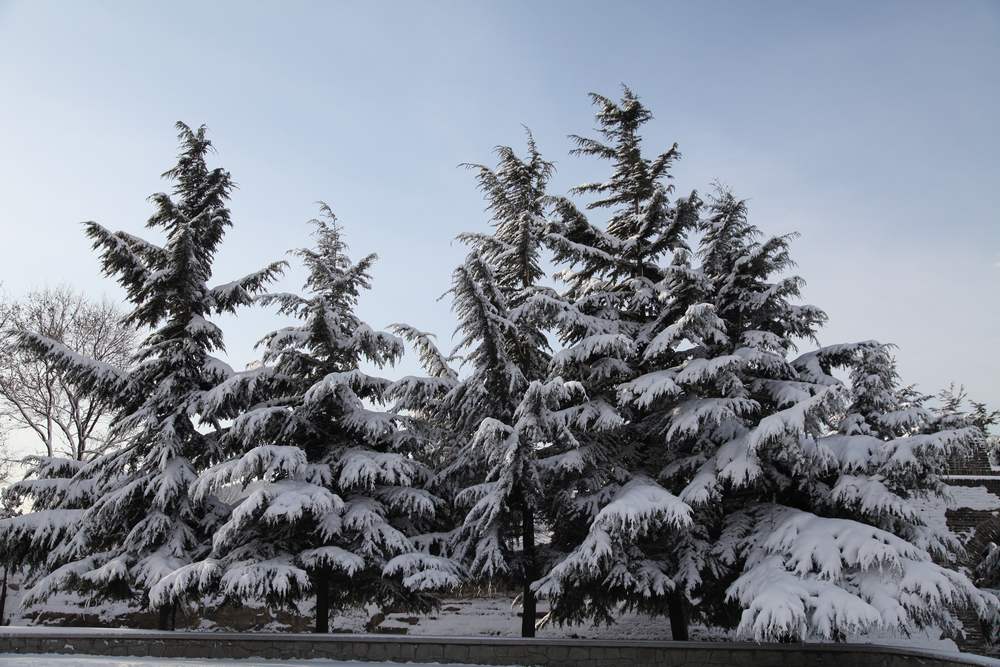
[721, 505, 995, 641]
[533, 477, 693, 626]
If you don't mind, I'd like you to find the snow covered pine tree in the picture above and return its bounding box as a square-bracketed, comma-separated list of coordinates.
[151, 205, 461, 633]
[398, 135, 592, 637]
[536, 87, 997, 642]
[12, 123, 284, 630]
[391, 133, 606, 637]
[662, 189, 997, 640]
[535, 88, 699, 639]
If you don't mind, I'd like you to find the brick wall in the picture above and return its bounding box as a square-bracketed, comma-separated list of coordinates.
[948, 445, 995, 476]
[942, 443, 1000, 653]
[0, 632, 990, 667]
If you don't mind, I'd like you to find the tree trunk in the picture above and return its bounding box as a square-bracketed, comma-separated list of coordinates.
[314, 568, 330, 634]
[521, 502, 537, 638]
[0, 565, 8, 626]
[667, 592, 688, 641]
[157, 603, 172, 631]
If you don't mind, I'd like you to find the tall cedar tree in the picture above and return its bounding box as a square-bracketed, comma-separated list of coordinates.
[537, 89, 996, 641]
[442, 135, 573, 637]
[394, 134, 591, 637]
[664, 190, 995, 639]
[13, 123, 284, 629]
[151, 207, 461, 632]
[536, 88, 698, 638]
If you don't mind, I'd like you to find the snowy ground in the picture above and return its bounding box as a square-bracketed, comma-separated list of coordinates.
[0, 594, 962, 649]
[0, 657, 495, 667]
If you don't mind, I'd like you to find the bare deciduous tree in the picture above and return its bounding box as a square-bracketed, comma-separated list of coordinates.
[0, 286, 137, 461]
[0, 432, 17, 626]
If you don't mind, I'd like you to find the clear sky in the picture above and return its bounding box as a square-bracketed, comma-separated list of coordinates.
[1, 1, 998, 453]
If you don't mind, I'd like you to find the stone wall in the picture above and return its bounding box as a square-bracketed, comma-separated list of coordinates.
[0, 631, 992, 667]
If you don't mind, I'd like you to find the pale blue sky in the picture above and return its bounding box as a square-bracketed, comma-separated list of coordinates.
[1, 0, 998, 438]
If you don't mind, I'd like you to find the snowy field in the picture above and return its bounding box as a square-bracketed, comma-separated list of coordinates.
[0, 657, 496, 667]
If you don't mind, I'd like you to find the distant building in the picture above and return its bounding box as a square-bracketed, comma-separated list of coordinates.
[944, 437, 1000, 650]
[945, 438, 1000, 548]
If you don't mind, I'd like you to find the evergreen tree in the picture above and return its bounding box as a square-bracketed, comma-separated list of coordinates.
[452, 135, 557, 638]
[537, 89, 996, 641]
[11, 123, 284, 629]
[931, 387, 1000, 598]
[665, 189, 995, 640]
[536, 88, 699, 638]
[0, 455, 97, 609]
[395, 135, 587, 637]
[442, 252, 589, 637]
[152, 206, 460, 633]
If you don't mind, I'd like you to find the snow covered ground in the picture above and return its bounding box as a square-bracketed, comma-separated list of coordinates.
[1, 593, 962, 649]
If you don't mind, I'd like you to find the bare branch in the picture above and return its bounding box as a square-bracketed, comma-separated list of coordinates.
[0, 286, 139, 461]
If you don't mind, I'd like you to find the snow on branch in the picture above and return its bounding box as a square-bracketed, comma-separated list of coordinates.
[149, 559, 220, 607]
[617, 371, 681, 409]
[192, 445, 308, 500]
[0, 509, 86, 555]
[383, 552, 464, 591]
[208, 261, 288, 313]
[746, 386, 841, 454]
[213, 480, 341, 553]
[18, 332, 130, 398]
[339, 497, 413, 557]
[643, 303, 728, 360]
[82, 222, 155, 296]
[726, 505, 997, 641]
[337, 449, 416, 489]
[218, 557, 311, 602]
[551, 333, 634, 370]
[593, 477, 692, 539]
[20, 556, 102, 607]
[389, 323, 458, 380]
[299, 546, 365, 574]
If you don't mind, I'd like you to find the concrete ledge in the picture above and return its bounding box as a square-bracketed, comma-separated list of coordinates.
[0, 630, 994, 666]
